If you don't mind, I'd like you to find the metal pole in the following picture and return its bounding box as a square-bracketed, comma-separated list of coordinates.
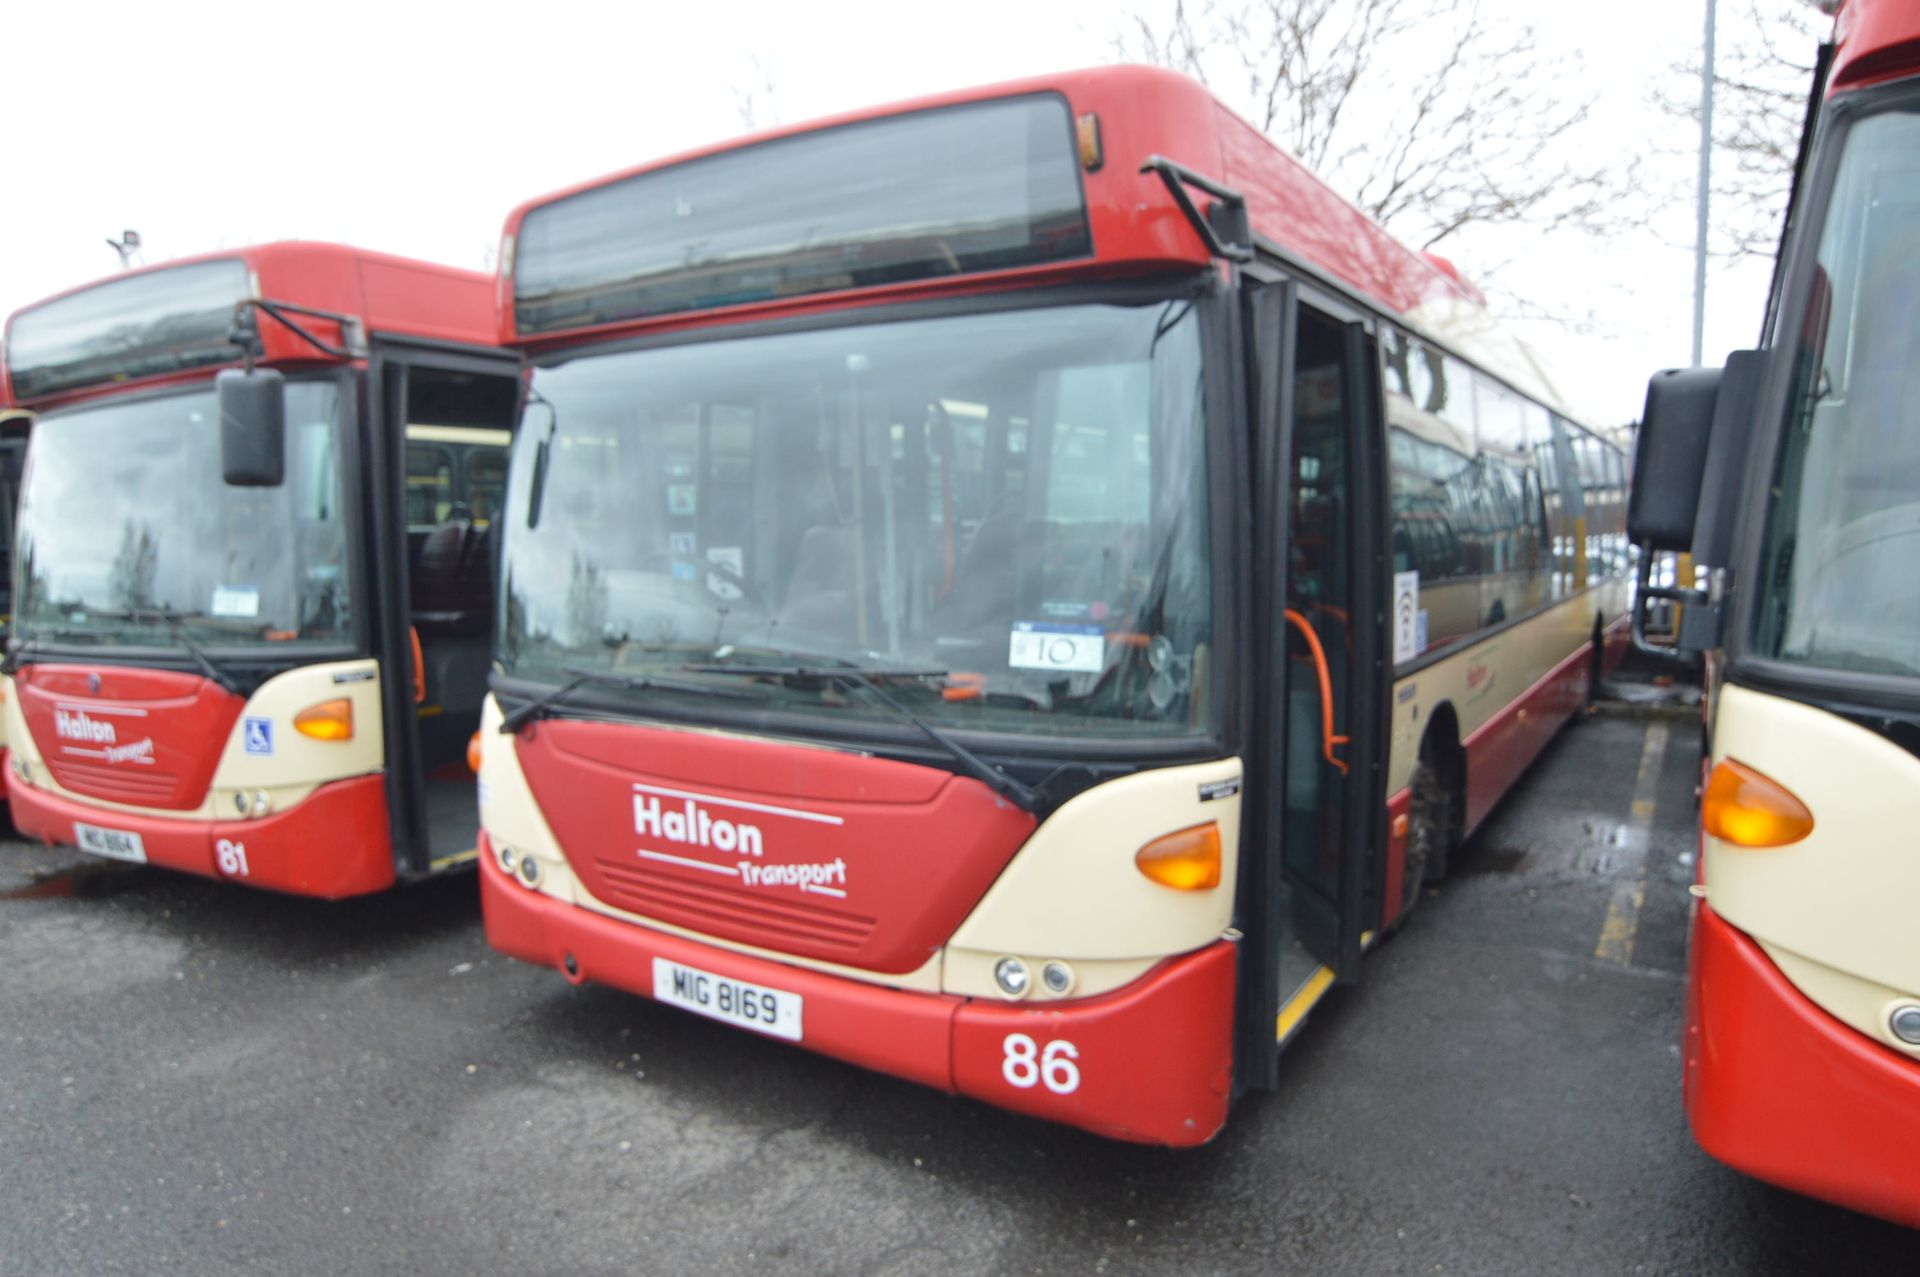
[1691, 0, 1718, 367]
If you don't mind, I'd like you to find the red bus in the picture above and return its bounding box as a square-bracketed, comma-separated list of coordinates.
[0, 243, 521, 897]
[1631, 0, 1920, 1225]
[477, 67, 1630, 1144]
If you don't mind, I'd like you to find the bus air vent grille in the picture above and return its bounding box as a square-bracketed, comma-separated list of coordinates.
[595, 858, 877, 957]
[48, 761, 180, 804]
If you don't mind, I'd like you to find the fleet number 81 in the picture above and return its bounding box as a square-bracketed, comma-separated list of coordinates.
[215, 838, 250, 877]
[1001, 1033, 1080, 1094]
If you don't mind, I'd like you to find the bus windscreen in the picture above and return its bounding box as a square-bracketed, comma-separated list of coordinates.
[6, 259, 253, 401]
[511, 94, 1093, 336]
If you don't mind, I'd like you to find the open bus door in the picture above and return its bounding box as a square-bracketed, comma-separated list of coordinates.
[1238, 276, 1388, 1088]
[369, 343, 521, 878]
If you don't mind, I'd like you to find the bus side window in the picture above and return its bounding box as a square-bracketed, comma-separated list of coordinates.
[406, 443, 454, 529]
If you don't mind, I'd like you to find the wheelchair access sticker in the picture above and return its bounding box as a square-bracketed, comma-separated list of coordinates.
[244, 717, 274, 756]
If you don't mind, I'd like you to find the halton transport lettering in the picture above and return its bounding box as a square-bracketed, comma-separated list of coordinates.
[634, 793, 765, 857]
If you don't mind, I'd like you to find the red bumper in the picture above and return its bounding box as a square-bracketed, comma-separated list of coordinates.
[480, 838, 1237, 1146]
[1685, 902, 1920, 1227]
[7, 771, 396, 899]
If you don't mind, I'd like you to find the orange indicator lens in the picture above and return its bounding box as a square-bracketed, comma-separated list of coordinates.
[1077, 112, 1103, 171]
[293, 699, 354, 742]
[1702, 758, 1814, 848]
[467, 731, 484, 773]
[1135, 823, 1221, 890]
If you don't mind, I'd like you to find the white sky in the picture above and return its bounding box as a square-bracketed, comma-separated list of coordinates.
[3, 0, 1802, 426]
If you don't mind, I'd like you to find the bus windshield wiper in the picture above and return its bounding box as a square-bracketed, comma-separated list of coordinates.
[103, 606, 244, 696]
[682, 659, 1039, 811]
[498, 663, 764, 735]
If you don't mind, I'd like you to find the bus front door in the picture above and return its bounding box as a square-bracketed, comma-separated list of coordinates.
[1241, 285, 1385, 1084]
[372, 350, 521, 878]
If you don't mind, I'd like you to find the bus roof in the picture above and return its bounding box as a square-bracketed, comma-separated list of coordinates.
[2, 241, 497, 410]
[501, 64, 1580, 419]
[1830, 0, 1920, 91]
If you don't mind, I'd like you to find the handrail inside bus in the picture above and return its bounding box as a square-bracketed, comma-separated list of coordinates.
[1282, 607, 1349, 775]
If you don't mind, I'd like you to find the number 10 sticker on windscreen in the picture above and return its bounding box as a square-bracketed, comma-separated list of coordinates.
[1009, 621, 1105, 673]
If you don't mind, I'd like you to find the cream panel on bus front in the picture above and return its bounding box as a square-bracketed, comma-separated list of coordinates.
[1707, 682, 1920, 1057]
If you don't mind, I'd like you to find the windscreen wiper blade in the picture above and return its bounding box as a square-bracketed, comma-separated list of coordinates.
[498, 664, 763, 735]
[683, 661, 1039, 811]
[117, 607, 243, 696]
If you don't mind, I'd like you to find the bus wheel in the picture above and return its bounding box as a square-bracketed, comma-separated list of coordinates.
[1405, 756, 1456, 911]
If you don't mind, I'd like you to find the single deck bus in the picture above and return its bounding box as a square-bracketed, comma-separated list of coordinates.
[1630, 0, 1920, 1226]
[477, 67, 1631, 1144]
[0, 243, 521, 897]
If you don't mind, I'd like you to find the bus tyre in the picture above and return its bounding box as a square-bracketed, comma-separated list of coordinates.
[1406, 757, 1457, 910]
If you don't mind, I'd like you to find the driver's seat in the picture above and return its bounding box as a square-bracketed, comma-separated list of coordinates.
[775, 523, 859, 644]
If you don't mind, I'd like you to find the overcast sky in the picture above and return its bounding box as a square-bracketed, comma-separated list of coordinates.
[4, 0, 1807, 425]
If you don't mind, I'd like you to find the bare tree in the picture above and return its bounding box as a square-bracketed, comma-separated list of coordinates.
[1113, 0, 1625, 253]
[1661, 1, 1826, 260]
[734, 54, 780, 133]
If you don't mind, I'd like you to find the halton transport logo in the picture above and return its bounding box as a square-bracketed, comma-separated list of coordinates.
[53, 704, 156, 765]
[55, 709, 117, 744]
[631, 782, 852, 899]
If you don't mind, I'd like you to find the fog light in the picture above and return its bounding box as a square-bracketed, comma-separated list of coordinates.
[11, 754, 30, 786]
[249, 790, 270, 819]
[234, 791, 249, 816]
[993, 957, 1030, 998]
[497, 843, 517, 874]
[518, 855, 543, 888]
[1891, 1005, 1920, 1046]
[1041, 961, 1074, 995]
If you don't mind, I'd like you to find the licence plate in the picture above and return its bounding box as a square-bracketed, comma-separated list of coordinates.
[651, 957, 802, 1042]
[73, 821, 147, 864]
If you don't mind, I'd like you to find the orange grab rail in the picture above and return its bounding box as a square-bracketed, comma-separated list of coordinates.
[410, 625, 427, 705]
[1283, 607, 1349, 775]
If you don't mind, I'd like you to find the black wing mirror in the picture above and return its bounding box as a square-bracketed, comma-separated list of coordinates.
[216, 367, 286, 487]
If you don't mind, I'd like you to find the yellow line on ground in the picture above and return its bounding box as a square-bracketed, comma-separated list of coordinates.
[1594, 721, 1670, 967]
[1275, 965, 1336, 1043]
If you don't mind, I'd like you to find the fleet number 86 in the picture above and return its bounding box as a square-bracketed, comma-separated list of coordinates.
[1000, 1033, 1081, 1094]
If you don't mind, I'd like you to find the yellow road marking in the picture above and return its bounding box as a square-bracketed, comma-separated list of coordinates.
[1275, 965, 1336, 1043]
[1594, 722, 1670, 967]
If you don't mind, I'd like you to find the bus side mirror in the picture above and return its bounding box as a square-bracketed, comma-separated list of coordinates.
[1626, 351, 1765, 658]
[1628, 367, 1722, 553]
[216, 367, 286, 487]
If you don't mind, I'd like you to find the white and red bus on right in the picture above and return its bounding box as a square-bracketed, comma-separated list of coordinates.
[1631, 0, 1920, 1227]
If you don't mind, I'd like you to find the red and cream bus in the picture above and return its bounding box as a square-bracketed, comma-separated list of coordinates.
[1631, 0, 1920, 1226]
[0, 243, 521, 897]
[477, 67, 1630, 1144]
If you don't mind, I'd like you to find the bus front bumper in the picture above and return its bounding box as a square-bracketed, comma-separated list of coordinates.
[6, 772, 396, 899]
[479, 834, 1236, 1147]
[1686, 901, 1920, 1228]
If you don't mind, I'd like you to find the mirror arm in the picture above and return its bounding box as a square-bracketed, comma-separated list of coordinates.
[228, 298, 369, 364]
[1629, 550, 1717, 661]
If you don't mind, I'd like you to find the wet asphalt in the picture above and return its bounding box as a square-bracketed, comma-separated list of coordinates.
[2, 690, 1917, 1275]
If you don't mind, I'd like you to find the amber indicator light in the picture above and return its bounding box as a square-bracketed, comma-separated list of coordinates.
[1135, 823, 1221, 890]
[293, 699, 354, 742]
[1702, 758, 1814, 848]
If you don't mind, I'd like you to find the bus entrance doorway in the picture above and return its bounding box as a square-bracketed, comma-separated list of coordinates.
[1243, 289, 1383, 1081]
[380, 356, 518, 874]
